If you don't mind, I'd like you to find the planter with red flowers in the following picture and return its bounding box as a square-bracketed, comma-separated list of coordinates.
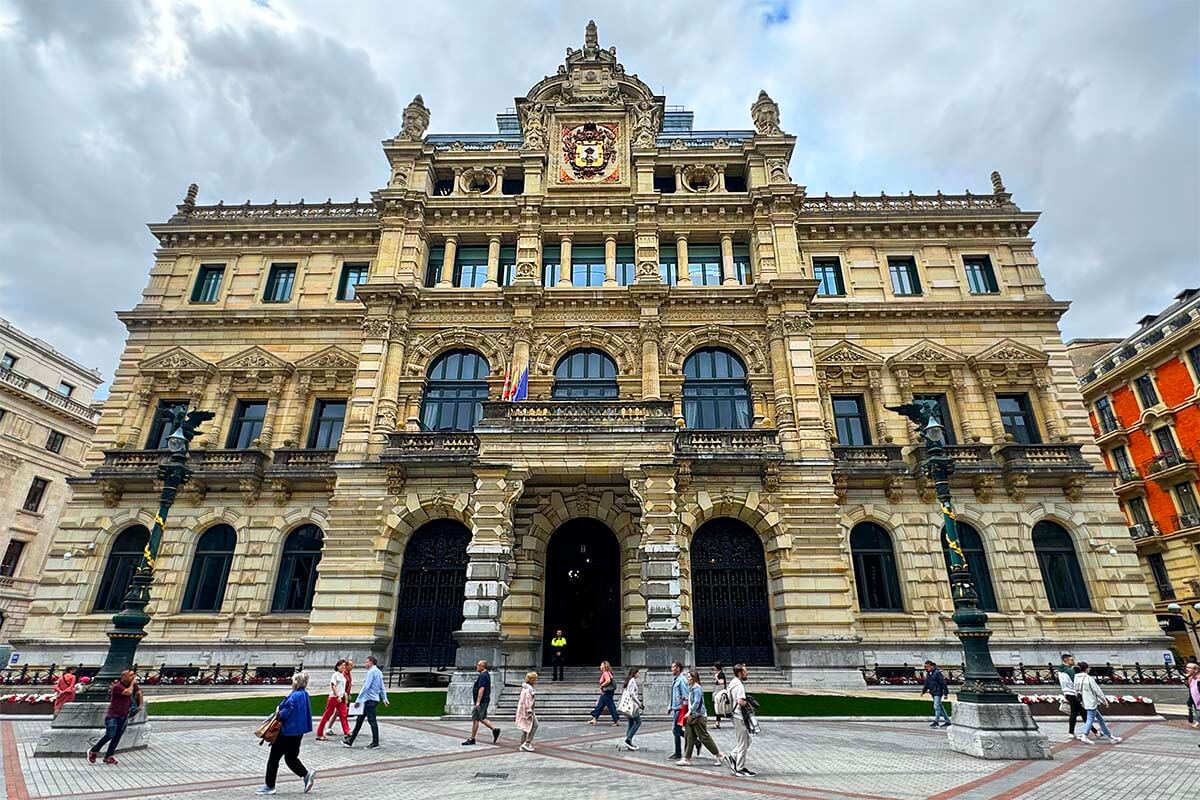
[1018, 694, 1157, 716]
[0, 693, 56, 715]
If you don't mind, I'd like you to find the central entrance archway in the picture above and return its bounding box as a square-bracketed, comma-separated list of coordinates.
[691, 518, 775, 666]
[542, 518, 621, 666]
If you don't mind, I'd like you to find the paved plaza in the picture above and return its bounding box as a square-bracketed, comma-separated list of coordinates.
[0, 715, 1196, 800]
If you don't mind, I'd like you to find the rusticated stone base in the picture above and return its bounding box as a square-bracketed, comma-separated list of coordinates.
[34, 702, 150, 758]
[947, 700, 1052, 760]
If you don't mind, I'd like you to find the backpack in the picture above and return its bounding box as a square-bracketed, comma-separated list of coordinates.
[713, 687, 733, 716]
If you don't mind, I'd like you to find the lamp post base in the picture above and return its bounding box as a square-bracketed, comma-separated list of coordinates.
[946, 700, 1052, 760]
[33, 702, 150, 758]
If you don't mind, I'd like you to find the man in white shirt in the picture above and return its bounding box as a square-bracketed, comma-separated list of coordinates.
[724, 664, 755, 777]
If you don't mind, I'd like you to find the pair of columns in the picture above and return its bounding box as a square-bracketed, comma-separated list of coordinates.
[671, 231, 740, 287]
[436, 234, 508, 289]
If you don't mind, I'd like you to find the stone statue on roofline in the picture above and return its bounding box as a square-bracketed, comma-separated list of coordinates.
[752, 90, 783, 136]
[520, 102, 548, 151]
[631, 99, 661, 148]
[398, 95, 430, 141]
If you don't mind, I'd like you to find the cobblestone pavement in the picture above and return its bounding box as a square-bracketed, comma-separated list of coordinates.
[1, 716, 1195, 799]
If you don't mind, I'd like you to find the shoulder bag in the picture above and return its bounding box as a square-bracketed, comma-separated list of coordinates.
[255, 711, 282, 746]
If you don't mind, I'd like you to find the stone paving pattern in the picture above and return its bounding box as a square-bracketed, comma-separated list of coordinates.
[1, 716, 1197, 799]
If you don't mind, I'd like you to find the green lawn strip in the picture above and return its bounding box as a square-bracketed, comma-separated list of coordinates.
[704, 691, 943, 717]
[147, 690, 446, 718]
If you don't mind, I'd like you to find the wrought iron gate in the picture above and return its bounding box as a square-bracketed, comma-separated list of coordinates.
[391, 520, 471, 668]
[691, 519, 774, 666]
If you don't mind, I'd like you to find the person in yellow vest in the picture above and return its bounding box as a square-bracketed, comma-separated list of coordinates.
[550, 630, 567, 682]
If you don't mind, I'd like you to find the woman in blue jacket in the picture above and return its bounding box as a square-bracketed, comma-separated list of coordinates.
[256, 672, 316, 795]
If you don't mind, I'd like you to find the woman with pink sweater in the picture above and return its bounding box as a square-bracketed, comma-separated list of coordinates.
[515, 672, 539, 752]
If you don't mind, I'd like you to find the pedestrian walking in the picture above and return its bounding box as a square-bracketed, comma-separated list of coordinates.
[667, 661, 687, 760]
[53, 666, 78, 715]
[724, 663, 756, 777]
[1073, 662, 1122, 745]
[920, 660, 951, 728]
[712, 662, 728, 729]
[1184, 657, 1198, 729]
[86, 670, 138, 765]
[588, 660, 619, 725]
[315, 659, 350, 740]
[550, 629, 568, 682]
[678, 670, 727, 767]
[617, 667, 643, 750]
[516, 671, 538, 752]
[1056, 653, 1095, 737]
[462, 660, 501, 745]
[343, 655, 389, 749]
[255, 671, 316, 796]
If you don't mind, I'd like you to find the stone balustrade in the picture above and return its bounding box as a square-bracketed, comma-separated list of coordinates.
[0, 367, 100, 423]
[675, 428, 781, 460]
[477, 399, 676, 430]
[382, 432, 480, 463]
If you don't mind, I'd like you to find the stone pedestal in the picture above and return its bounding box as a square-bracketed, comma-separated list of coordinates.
[34, 702, 150, 758]
[947, 701, 1052, 760]
[446, 631, 506, 716]
[639, 629, 690, 712]
[776, 638, 868, 689]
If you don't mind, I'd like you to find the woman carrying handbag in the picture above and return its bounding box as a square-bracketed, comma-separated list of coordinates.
[617, 667, 644, 750]
[255, 672, 317, 795]
[588, 661, 619, 725]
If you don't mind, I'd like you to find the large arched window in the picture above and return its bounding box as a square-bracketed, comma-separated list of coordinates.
[942, 522, 998, 612]
[1032, 521, 1091, 611]
[93, 525, 150, 613]
[272, 524, 324, 612]
[182, 524, 236, 613]
[850, 522, 904, 612]
[420, 350, 490, 432]
[552, 349, 618, 399]
[682, 347, 752, 429]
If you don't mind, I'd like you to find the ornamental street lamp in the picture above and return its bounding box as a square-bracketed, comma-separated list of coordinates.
[82, 407, 213, 698]
[887, 400, 1049, 759]
[1165, 602, 1200, 658]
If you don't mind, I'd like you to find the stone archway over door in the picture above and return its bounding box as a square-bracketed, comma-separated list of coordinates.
[542, 519, 621, 666]
[691, 518, 774, 666]
[391, 519, 471, 668]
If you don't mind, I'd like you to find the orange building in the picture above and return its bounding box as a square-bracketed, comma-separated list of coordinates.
[1071, 288, 1200, 656]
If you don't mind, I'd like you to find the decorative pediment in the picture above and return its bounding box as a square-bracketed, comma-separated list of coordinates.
[295, 346, 358, 374]
[887, 340, 966, 369]
[140, 347, 215, 377]
[216, 346, 294, 379]
[815, 341, 884, 366]
[664, 325, 769, 374]
[968, 339, 1049, 367]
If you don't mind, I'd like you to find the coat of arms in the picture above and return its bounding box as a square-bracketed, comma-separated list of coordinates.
[560, 121, 620, 182]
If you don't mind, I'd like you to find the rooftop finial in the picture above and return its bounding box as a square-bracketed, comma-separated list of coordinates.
[751, 90, 783, 136]
[990, 170, 1006, 195]
[398, 94, 430, 141]
[182, 183, 199, 212]
[585, 20, 598, 50]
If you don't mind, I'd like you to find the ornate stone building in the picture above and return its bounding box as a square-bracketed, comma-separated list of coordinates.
[15, 23, 1165, 708]
[1069, 288, 1200, 658]
[0, 318, 102, 643]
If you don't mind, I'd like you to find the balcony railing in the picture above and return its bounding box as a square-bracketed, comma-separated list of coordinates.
[1143, 449, 1194, 475]
[189, 449, 268, 475]
[478, 399, 676, 430]
[996, 443, 1091, 474]
[1096, 412, 1120, 435]
[833, 445, 906, 474]
[0, 367, 100, 423]
[270, 449, 336, 475]
[382, 432, 480, 462]
[1128, 522, 1161, 540]
[675, 429, 781, 459]
[1114, 466, 1141, 484]
[94, 448, 268, 479]
[909, 443, 998, 473]
[1173, 511, 1200, 532]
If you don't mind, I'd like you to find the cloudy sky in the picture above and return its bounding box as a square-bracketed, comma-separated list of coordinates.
[1, 0, 1197, 388]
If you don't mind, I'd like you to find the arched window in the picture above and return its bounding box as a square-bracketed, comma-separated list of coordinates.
[850, 522, 904, 612]
[942, 522, 998, 612]
[552, 349, 618, 399]
[682, 347, 752, 429]
[272, 524, 324, 612]
[1032, 521, 1091, 611]
[93, 525, 150, 613]
[182, 524, 236, 613]
[420, 350, 490, 431]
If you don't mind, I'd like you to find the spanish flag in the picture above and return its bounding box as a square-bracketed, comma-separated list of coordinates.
[502, 348, 529, 402]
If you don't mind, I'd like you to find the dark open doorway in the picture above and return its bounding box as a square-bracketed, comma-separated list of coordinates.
[542, 518, 621, 667]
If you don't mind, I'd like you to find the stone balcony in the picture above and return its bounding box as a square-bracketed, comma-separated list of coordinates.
[1143, 449, 1197, 486]
[675, 429, 782, 461]
[476, 399, 677, 431]
[833, 445, 907, 475]
[994, 443, 1092, 477]
[380, 432, 481, 464]
[0, 366, 100, 424]
[270, 448, 337, 477]
[1112, 466, 1146, 497]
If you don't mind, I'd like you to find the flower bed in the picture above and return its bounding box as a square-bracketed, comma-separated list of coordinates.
[0, 693, 55, 715]
[1018, 694, 1156, 716]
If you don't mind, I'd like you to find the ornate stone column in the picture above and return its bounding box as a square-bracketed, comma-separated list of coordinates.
[951, 369, 977, 442]
[640, 317, 662, 400]
[484, 234, 502, 288]
[675, 233, 692, 287]
[257, 374, 287, 449]
[373, 318, 409, 441]
[1034, 370, 1066, 441]
[868, 368, 889, 443]
[437, 235, 457, 288]
[766, 314, 799, 449]
[976, 370, 1007, 442]
[604, 233, 618, 287]
[123, 381, 154, 449]
[720, 232, 738, 285]
[289, 373, 313, 446]
[559, 233, 573, 287]
[204, 377, 233, 448]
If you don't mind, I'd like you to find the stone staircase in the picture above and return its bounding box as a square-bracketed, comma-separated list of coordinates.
[492, 666, 792, 719]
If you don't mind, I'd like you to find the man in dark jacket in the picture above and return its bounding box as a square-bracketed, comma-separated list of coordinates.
[920, 660, 951, 728]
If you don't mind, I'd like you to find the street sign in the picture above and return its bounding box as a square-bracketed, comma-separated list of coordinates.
[1163, 652, 1173, 665]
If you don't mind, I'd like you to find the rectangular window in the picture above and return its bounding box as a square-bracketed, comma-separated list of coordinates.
[571, 245, 606, 287]
[0, 353, 15, 371]
[1188, 345, 1200, 384]
[542, 244, 560, 288]
[997, 393, 1041, 444]
[57, 381, 74, 398]
[45, 430, 66, 454]
[263, 263, 297, 303]
[307, 400, 346, 449]
[687, 244, 722, 286]
[498, 246, 517, 287]
[653, 174, 676, 193]
[1176, 482, 1200, 516]
[1110, 445, 1134, 478]
[616, 245, 636, 286]
[22, 477, 49, 512]
[732, 244, 752, 285]
[0, 540, 25, 578]
[659, 243, 678, 285]
[887, 257, 922, 296]
[1147, 553, 1175, 601]
[425, 245, 444, 288]
[190, 264, 225, 303]
[336, 263, 369, 300]
[832, 395, 871, 446]
[453, 246, 489, 288]
[1134, 374, 1159, 408]
[1153, 426, 1179, 456]
[913, 393, 957, 445]
[1127, 496, 1151, 525]
[226, 400, 268, 449]
[146, 399, 188, 449]
[1094, 396, 1118, 433]
[813, 257, 845, 296]
[963, 255, 999, 294]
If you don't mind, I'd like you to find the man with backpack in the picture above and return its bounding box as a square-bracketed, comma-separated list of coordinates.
[724, 664, 757, 777]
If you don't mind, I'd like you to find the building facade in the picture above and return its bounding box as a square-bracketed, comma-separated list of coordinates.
[1070, 289, 1200, 657]
[0, 318, 102, 643]
[15, 24, 1166, 707]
